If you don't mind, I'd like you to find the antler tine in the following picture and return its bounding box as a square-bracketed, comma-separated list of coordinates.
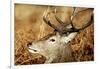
[69, 8, 93, 32]
[70, 7, 76, 29]
[54, 7, 76, 30]
[75, 14, 93, 31]
[43, 7, 59, 31]
[54, 8, 65, 25]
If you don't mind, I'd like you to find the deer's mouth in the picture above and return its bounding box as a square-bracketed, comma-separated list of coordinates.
[28, 47, 39, 53]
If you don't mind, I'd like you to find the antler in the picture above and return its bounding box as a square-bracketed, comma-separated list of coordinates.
[43, 7, 93, 34]
[43, 7, 59, 31]
[43, 7, 72, 34]
[54, 8, 93, 33]
[54, 8, 93, 32]
[54, 8, 65, 25]
[69, 8, 94, 32]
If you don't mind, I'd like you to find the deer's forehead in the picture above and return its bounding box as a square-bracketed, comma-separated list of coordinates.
[38, 33, 58, 41]
[48, 35, 60, 40]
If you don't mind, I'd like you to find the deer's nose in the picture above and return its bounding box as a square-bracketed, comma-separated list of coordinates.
[27, 42, 32, 46]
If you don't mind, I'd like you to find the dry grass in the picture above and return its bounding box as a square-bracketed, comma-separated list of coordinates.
[14, 4, 94, 65]
[70, 23, 94, 61]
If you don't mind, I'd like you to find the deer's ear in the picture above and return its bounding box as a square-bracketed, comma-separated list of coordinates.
[61, 32, 77, 44]
[72, 8, 93, 29]
[55, 32, 61, 37]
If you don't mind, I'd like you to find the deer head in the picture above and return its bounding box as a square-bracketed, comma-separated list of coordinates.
[27, 7, 93, 63]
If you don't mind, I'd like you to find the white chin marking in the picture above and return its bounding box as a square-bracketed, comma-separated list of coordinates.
[28, 49, 36, 53]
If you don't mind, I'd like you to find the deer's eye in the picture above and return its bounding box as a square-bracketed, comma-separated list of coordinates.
[50, 39, 55, 42]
